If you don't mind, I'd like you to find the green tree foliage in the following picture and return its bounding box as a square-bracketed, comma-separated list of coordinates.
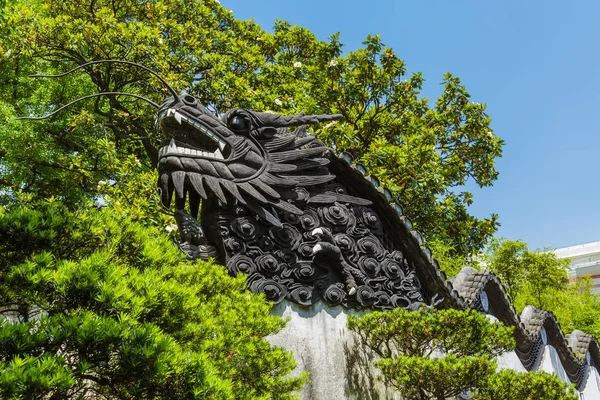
[484, 238, 600, 335]
[347, 308, 577, 400]
[484, 239, 529, 302]
[426, 237, 476, 277]
[486, 238, 571, 310]
[520, 250, 571, 311]
[478, 369, 578, 400]
[552, 277, 600, 336]
[348, 308, 512, 399]
[0, 0, 502, 259]
[0, 199, 303, 399]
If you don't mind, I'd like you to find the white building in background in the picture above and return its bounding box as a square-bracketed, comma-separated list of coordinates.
[555, 241, 600, 293]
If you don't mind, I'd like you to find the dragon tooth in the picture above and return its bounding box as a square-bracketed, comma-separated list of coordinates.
[159, 173, 174, 208]
[188, 190, 201, 219]
[220, 180, 246, 204]
[184, 148, 191, 155]
[172, 171, 186, 200]
[178, 147, 185, 154]
[204, 176, 227, 204]
[238, 182, 268, 204]
[188, 173, 207, 199]
[168, 139, 177, 153]
[167, 108, 175, 117]
[218, 141, 226, 151]
[213, 149, 223, 160]
[174, 110, 183, 125]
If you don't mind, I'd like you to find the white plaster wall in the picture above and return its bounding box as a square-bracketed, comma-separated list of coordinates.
[539, 345, 570, 384]
[581, 366, 600, 399]
[268, 301, 400, 400]
[488, 314, 528, 373]
[496, 350, 528, 373]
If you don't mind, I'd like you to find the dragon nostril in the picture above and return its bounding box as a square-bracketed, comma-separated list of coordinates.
[183, 94, 196, 105]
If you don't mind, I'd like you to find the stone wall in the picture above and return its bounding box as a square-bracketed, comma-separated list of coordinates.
[268, 301, 401, 400]
[269, 301, 600, 400]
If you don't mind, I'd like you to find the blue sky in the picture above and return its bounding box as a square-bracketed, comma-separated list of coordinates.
[221, 0, 600, 251]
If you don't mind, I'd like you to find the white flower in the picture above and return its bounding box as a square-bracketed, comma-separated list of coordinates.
[165, 224, 178, 233]
[486, 131, 494, 138]
[323, 121, 336, 129]
[293, 61, 303, 68]
[96, 180, 110, 190]
[274, 99, 283, 106]
[4, 50, 12, 57]
[329, 59, 338, 67]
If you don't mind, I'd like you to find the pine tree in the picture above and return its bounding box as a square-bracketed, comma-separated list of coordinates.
[0, 199, 304, 399]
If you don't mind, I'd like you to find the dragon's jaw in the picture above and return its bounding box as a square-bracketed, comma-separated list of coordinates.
[158, 139, 224, 160]
[157, 107, 230, 163]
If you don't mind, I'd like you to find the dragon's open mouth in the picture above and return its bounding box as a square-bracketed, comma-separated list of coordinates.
[157, 108, 229, 161]
[156, 106, 240, 215]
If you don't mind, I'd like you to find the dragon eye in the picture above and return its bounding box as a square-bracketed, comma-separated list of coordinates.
[229, 116, 249, 132]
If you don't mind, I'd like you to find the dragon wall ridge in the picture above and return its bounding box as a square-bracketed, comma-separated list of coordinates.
[338, 150, 600, 390]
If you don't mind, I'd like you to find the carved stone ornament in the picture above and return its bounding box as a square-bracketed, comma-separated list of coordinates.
[155, 94, 425, 309]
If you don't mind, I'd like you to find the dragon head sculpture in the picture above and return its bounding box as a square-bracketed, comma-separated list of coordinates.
[155, 93, 342, 227]
[154, 92, 425, 309]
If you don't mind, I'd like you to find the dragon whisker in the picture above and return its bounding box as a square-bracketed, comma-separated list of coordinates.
[16, 92, 159, 120]
[29, 59, 181, 101]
